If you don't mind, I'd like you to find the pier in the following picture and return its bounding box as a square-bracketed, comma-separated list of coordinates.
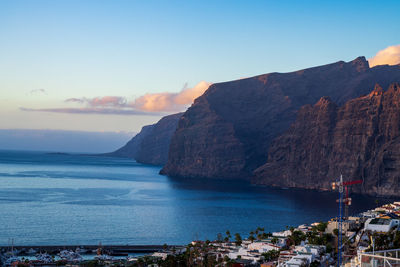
[0, 245, 169, 255]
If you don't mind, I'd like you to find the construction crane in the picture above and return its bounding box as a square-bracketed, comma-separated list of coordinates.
[343, 179, 363, 219]
[332, 175, 363, 267]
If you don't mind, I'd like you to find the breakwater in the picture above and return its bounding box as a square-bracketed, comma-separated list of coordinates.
[0, 245, 168, 255]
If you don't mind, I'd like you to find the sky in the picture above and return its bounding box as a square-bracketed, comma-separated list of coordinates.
[1, 0, 400, 151]
[0, 129, 133, 153]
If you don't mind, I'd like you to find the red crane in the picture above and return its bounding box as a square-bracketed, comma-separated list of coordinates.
[343, 179, 363, 219]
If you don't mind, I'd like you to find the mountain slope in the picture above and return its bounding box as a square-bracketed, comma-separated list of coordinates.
[106, 112, 182, 165]
[161, 58, 400, 179]
[253, 83, 400, 197]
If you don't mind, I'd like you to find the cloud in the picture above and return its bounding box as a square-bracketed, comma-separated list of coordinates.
[21, 81, 211, 116]
[65, 98, 85, 104]
[131, 81, 212, 112]
[65, 96, 127, 107]
[30, 88, 47, 95]
[19, 107, 162, 116]
[368, 45, 400, 67]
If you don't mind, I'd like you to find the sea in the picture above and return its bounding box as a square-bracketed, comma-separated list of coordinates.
[0, 150, 390, 246]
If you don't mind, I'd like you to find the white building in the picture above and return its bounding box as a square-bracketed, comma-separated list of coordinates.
[151, 252, 169, 260]
[228, 247, 262, 263]
[364, 218, 400, 232]
[247, 241, 280, 253]
[281, 254, 313, 267]
[273, 230, 292, 237]
[293, 245, 325, 261]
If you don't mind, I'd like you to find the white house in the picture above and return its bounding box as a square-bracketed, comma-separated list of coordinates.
[293, 245, 325, 262]
[247, 241, 280, 253]
[364, 218, 400, 232]
[281, 254, 313, 267]
[228, 247, 262, 263]
[273, 230, 292, 237]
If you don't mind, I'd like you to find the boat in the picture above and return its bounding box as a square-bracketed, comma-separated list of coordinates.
[127, 256, 138, 262]
[3, 256, 19, 266]
[75, 247, 88, 254]
[58, 250, 83, 262]
[36, 253, 54, 263]
[27, 248, 37, 255]
[94, 254, 114, 261]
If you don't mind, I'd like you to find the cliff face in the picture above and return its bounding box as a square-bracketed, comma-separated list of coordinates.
[107, 113, 182, 165]
[161, 57, 400, 179]
[107, 125, 154, 159]
[253, 83, 400, 197]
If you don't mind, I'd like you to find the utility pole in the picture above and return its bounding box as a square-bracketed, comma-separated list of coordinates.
[332, 175, 362, 267]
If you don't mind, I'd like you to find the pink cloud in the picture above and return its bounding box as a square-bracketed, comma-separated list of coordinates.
[21, 81, 212, 115]
[131, 81, 212, 112]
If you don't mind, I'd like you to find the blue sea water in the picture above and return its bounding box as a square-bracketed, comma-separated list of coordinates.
[0, 150, 387, 246]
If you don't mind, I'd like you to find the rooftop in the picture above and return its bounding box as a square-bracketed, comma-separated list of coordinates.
[370, 218, 391, 225]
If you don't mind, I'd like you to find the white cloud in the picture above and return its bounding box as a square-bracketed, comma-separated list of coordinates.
[368, 45, 400, 67]
[30, 88, 47, 95]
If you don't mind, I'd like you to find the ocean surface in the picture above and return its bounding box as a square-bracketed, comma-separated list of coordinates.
[0, 150, 388, 246]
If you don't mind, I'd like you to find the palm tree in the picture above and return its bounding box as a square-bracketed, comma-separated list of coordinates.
[225, 230, 231, 242]
[249, 235, 255, 243]
[261, 232, 268, 239]
[234, 233, 242, 246]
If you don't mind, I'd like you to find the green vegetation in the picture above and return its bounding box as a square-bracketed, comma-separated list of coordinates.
[234, 233, 242, 246]
[306, 228, 333, 246]
[288, 230, 306, 246]
[217, 233, 223, 242]
[333, 228, 339, 236]
[261, 249, 280, 262]
[224, 230, 231, 242]
[313, 222, 328, 233]
[124, 241, 241, 267]
[366, 230, 400, 251]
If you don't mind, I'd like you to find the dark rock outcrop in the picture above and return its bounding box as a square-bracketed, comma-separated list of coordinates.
[253, 83, 400, 197]
[161, 57, 400, 179]
[106, 113, 182, 165]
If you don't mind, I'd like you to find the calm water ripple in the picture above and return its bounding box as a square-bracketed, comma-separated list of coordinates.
[0, 150, 390, 246]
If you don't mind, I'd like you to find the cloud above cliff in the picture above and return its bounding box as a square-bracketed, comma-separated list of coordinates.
[368, 45, 400, 67]
[131, 81, 212, 112]
[21, 81, 211, 115]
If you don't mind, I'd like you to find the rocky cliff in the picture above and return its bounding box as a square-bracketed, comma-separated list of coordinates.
[253, 83, 400, 197]
[161, 57, 400, 179]
[107, 112, 182, 165]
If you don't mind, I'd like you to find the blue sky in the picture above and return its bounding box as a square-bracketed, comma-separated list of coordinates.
[0, 0, 400, 134]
